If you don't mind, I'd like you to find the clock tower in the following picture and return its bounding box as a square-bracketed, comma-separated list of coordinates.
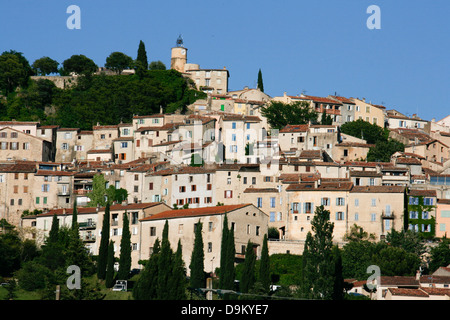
[171, 35, 187, 73]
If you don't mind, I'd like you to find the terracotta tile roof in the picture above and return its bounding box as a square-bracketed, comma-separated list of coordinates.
[279, 124, 309, 133]
[140, 204, 252, 221]
[243, 188, 279, 193]
[420, 287, 450, 296]
[86, 149, 111, 154]
[133, 114, 164, 119]
[438, 199, 450, 205]
[396, 157, 422, 165]
[351, 185, 405, 193]
[336, 142, 374, 148]
[35, 170, 74, 176]
[420, 275, 450, 285]
[149, 165, 216, 176]
[349, 170, 382, 177]
[57, 128, 79, 132]
[113, 136, 134, 141]
[379, 276, 419, 286]
[299, 150, 322, 159]
[388, 288, 428, 297]
[286, 181, 353, 192]
[328, 95, 355, 104]
[0, 162, 36, 173]
[36, 207, 98, 217]
[135, 123, 182, 132]
[93, 125, 118, 130]
[408, 189, 437, 197]
[293, 95, 342, 105]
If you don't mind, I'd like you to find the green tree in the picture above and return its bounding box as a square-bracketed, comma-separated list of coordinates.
[341, 240, 383, 280]
[32, 56, 59, 75]
[168, 240, 187, 300]
[428, 238, 450, 273]
[320, 110, 333, 125]
[372, 246, 421, 276]
[117, 212, 132, 280]
[343, 224, 375, 242]
[301, 205, 335, 299]
[72, 198, 78, 231]
[105, 52, 133, 75]
[0, 220, 22, 276]
[261, 100, 318, 130]
[62, 54, 98, 75]
[136, 40, 148, 70]
[257, 68, 264, 92]
[0, 53, 29, 95]
[240, 240, 256, 293]
[133, 238, 160, 300]
[340, 119, 388, 144]
[219, 213, 235, 291]
[97, 202, 111, 280]
[87, 174, 108, 207]
[258, 234, 270, 293]
[157, 220, 173, 299]
[332, 246, 344, 300]
[386, 228, 425, 257]
[189, 220, 205, 289]
[367, 138, 405, 162]
[149, 60, 166, 70]
[105, 240, 116, 288]
[48, 214, 60, 244]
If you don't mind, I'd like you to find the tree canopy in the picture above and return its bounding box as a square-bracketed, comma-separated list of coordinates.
[261, 100, 318, 130]
[105, 52, 133, 75]
[62, 54, 98, 75]
[32, 56, 59, 76]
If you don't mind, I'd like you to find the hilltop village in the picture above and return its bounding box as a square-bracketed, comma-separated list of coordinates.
[1, 40, 450, 300]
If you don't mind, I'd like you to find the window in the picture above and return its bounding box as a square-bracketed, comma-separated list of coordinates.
[191, 185, 197, 192]
[410, 211, 418, 219]
[336, 197, 345, 206]
[354, 213, 359, 221]
[369, 178, 375, 186]
[10, 142, 18, 150]
[335, 212, 344, 220]
[227, 178, 231, 185]
[133, 185, 139, 193]
[304, 202, 313, 214]
[422, 212, 429, 219]
[150, 227, 156, 236]
[178, 224, 183, 234]
[23, 142, 30, 150]
[207, 242, 212, 253]
[131, 212, 139, 224]
[36, 197, 40, 204]
[179, 186, 186, 193]
[224, 190, 233, 198]
[256, 226, 260, 236]
[409, 197, 419, 205]
[252, 177, 256, 184]
[1, 142, 7, 150]
[208, 222, 213, 232]
[424, 198, 434, 206]
[321, 198, 330, 206]
[232, 122, 236, 129]
[292, 202, 300, 213]
[257, 197, 263, 208]
[121, 142, 128, 148]
[270, 212, 275, 222]
[371, 213, 376, 221]
[64, 132, 72, 139]
[270, 197, 276, 208]
[13, 185, 18, 193]
[42, 184, 50, 192]
[371, 198, 376, 207]
[149, 182, 153, 190]
[355, 198, 359, 207]
[10, 132, 18, 138]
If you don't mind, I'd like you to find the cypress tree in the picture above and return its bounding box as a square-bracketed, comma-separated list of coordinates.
[157, 220, 173, 299]
[259, 234, 270, 293]
[97, 201, 111, 280]
[225, 224, 235, 290]
[189, 220, 205, 289]
[332, 245, 345, 300]
[240, 240, 256, 293]
[72, 198, 78, 232]
[257, 68, 264, 92]
[168, 240, 187, 300]
[137, 40, 148, 69]
[117, 211, 131, 280]
[48, 214, 59, 244]
[105, 240, 115, 288]
[133, 238, 160, 300]
[219, 213, 229, 289]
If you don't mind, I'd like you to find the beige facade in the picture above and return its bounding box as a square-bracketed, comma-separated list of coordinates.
[436, 199, 450, 238]
[0, 127, 52, 162]
[55, 128, 79, 162]
[351, 98, 385, 127]
[139, 204, 268, 274]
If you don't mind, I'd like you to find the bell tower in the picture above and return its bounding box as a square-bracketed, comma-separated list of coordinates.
[171, 35, 187, 73]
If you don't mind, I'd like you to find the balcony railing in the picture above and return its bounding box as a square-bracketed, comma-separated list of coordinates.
[82, 235, 96, 242]
[79, 221, 96, 229]
[381, 210, 395, 219]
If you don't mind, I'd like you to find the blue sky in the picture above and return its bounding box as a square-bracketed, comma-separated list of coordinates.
[1, 0, 449, 122]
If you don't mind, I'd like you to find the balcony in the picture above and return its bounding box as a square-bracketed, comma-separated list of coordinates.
[79, 221, 96, 229]
[381, 210, 395, 219]
[82, 234, 96, 243]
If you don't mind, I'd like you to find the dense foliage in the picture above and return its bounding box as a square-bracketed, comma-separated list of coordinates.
[0, 50, 205, 131]
[340, 119, 404, 161]
[261, 100, 318, 130]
